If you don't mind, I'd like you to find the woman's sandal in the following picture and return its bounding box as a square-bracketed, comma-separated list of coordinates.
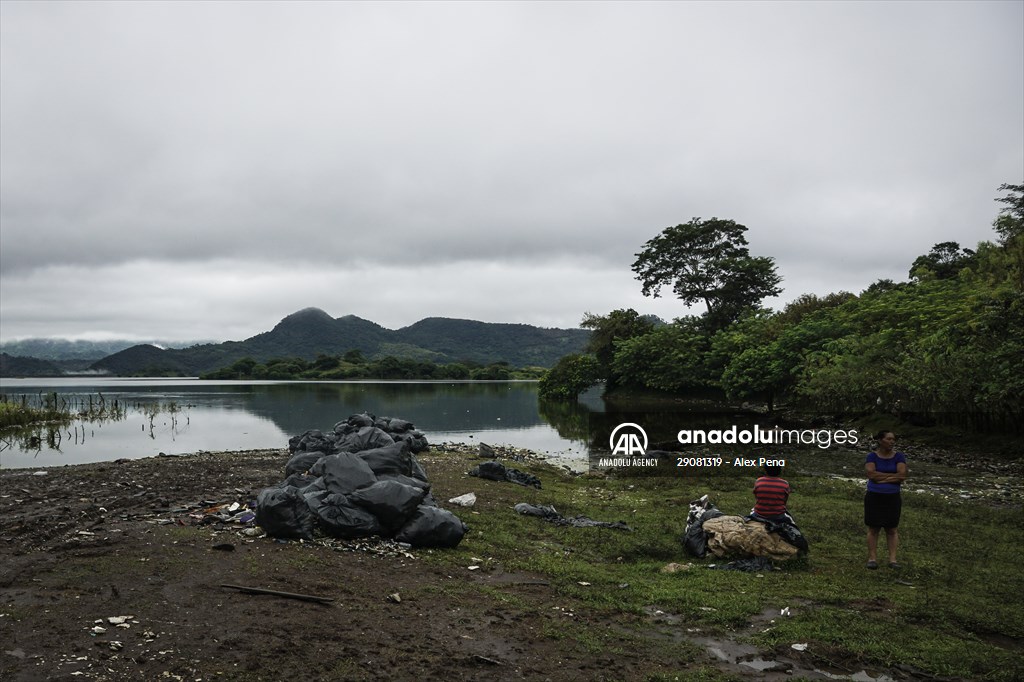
[888, 562, 901, 569]
[866, 560, 878, 570]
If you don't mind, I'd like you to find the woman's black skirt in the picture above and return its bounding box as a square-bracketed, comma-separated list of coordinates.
[864, 491, 902, 529]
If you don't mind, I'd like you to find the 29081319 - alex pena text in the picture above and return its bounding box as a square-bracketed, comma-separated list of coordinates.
[672, 456, 785, 468]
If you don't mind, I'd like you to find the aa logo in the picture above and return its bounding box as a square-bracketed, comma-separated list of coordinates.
[610, 423, 648, 456]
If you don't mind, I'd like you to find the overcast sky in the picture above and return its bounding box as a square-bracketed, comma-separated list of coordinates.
[1, 1, 1022, 343]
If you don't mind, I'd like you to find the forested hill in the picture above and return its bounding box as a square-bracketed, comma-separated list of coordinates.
[0, 352, 64, 378]
[63, 309, 589, 377]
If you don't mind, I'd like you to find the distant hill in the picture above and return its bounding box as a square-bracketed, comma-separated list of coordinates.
[89, 344, 193, 377]
[2, 309, 591, 377]
[394, 318, 591, 367]
[0, 337, 205, 362]
[0, 352, 64, 378]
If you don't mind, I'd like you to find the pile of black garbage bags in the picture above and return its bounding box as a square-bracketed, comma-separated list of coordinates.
[254, 413, 466, 548]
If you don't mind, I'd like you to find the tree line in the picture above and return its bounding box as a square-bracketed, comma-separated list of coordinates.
[541, 184, 1023, 432]
[200, 350, 545, 381]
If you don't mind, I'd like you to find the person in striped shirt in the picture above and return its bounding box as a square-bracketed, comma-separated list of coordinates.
[750, 464, 795, 525]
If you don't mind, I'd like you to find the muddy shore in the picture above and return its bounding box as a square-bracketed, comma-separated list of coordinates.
[2, 446, 684, 682]
[2, 443, 1021, 681]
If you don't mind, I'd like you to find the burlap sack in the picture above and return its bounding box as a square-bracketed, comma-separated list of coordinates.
[702, 515, 800, 561]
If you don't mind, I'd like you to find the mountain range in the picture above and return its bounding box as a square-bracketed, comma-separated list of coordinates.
[0, 308, 590, 377]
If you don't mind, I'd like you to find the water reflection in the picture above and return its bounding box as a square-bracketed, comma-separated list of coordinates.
[539, 396, 799, 454]
[0, 380, 580, 468]
[0, 379, 827, 469]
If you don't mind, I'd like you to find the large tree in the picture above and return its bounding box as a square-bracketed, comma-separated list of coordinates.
[580, 308, 655, 388]
[993, 183, 1024, 291]
[909, 241, 976, 281]
[631, 217, 782, 330]
[994, 182, 1023, 245]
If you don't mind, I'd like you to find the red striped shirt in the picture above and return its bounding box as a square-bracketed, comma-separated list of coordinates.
[753, 476, 790, 516]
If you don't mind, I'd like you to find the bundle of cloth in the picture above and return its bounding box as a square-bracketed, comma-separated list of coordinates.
[683, 495, 808, 562]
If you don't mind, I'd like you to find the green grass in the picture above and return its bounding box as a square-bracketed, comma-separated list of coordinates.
[421, 449, 1024, 681]
[0, 400, 67, 429]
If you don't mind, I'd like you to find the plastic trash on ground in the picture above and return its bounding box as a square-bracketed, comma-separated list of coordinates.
[255, 413, 466, 548]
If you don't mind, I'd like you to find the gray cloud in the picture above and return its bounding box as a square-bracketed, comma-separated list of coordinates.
[1, 1, 1021, 341]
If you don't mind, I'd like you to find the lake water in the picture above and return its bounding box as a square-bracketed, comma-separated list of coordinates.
[2, 378, 634, 470]
[0, 378, 812, 472]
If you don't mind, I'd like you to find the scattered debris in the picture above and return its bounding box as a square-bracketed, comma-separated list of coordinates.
[513, 502, 632, 531]
[448, 492, 477, 507]
[469, 461, 542, 488]
[221, 583, 335, 604]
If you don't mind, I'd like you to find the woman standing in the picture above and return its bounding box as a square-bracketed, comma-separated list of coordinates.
[864, 430, 907, 569]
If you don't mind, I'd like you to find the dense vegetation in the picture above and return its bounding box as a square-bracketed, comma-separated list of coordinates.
[542, 184, 1024, 432]
[200, 351, 546, 381]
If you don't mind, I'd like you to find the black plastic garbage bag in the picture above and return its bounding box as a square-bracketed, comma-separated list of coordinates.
[288, 428, 321, 451]
[285, 451, 325, 477]
[378, 476, 436, 508]
[346, 413, 377, 429]
[336, 426, 395, 453]
[761, 518, 809, 553]
[683, 522, 707, 558]
[385, 418, 414, 433]
[348, 480, 428, 531]
[394, 430, 430, 454]
[505, 469, 542, 488]
[357, 441, 413, 477]
[304, 490, 383, 539]
[310, 453, 378, 495]
[395, 505, 467, 548]
[470, 461, 507, 481]
[255, 486, 315, 540]
[288, 429, 339, 455]
[333, 413, 376, 433]
[409, 453, 429, 481]
[470, 461, 542, 488]
[376, 473, 431, 492]
[277, 472, 323, 493]
[683, 507, 725, 558]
